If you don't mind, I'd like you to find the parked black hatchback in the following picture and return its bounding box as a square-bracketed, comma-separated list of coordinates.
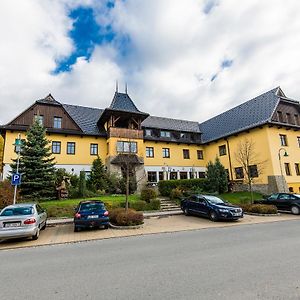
[181, 195, 243, 221]
[74, 200, 109, 232]
[254, 193, 300, 214]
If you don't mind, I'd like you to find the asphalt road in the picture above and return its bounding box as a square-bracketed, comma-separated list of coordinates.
[1, 220, 300, 300]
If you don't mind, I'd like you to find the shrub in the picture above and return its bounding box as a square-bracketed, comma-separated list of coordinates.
[239, 203, 277, 214]
[0, 180, 16, 209]
[146, 199, 160, 211]
[131, 200, 147, 211]
[158, 179, 207, 197]
[170, 188, 183, 200]
[140, 188, 157, 203]
[109, 208, 144, 226]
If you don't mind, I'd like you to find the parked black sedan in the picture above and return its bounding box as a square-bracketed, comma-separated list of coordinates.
[254, 193, 300, 214]
[181, 194, 243, 221]
[74, 200, 109, 232]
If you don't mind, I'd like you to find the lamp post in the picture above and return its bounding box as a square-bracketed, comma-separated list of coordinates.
[13, 134, 22, 205]
[278, 148, 288, 192]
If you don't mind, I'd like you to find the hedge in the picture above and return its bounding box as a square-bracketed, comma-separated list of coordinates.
[158, 179, 207, 196]
[109, 208, 144, 226]
[140, 188, 157, 203]
[238, 203, 278, 214]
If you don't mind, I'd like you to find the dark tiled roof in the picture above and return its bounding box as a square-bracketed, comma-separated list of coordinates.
[110, 92, 143, 113]
[142, 116, 201, 133]
[62, 104, 106, 136]
[36, 94, 61, 106]
[199, 87, 280, 143]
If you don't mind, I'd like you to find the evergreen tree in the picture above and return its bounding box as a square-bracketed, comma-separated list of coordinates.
[206, 158, 228, 193]
[88, 156, 108, 191]
[10, 120, 56, 199]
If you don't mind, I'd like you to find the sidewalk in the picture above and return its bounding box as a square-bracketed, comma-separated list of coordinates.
[1, 213, 299, 250]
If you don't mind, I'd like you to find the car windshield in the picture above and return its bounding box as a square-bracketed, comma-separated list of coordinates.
[204, 195, 225, 204]
[0, 207, 33, 216]
[79, 202, 105, 212]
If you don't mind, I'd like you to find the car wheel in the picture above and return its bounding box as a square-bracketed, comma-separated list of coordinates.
[32, 228, 40, 240]
[184, 208, 190, 216]
[291, 205, 300, 215]
[74, 226, 79, 232]
[209, 211, 218, 222]
[41, 221, 46, 230]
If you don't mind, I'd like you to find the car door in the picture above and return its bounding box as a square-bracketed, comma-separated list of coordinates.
[275, 194, 290, 210]
[188, 195, 199, 213]
[194, 197, 209, 216]
[36, 204, 47, 227]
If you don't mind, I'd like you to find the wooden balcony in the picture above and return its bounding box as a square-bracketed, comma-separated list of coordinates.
[108, 127, 144, 139]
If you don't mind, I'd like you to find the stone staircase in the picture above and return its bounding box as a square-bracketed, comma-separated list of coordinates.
[158, 197, 181, 212]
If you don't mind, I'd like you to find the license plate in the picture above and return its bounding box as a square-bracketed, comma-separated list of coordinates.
[232, 212, 241, 216]
[4, 222, 21, 228]
[87, 215, 98, 219]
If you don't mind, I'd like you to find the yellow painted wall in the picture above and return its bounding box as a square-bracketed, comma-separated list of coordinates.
[143, 141, 205, 167]
[0, 135, 4, 171]
[203, 127, 274, 185]
[3, 131, 107, 166]
[266, 127, 300, 192]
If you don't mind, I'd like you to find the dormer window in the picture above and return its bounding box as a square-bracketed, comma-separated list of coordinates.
[286, 113, 292, 124]
[160, 130, 171, 138]
[145, 129, 152, 136]
[295, 114, 299, 126]
[34, 115, 44, 126]
[53, 117, 62, 129]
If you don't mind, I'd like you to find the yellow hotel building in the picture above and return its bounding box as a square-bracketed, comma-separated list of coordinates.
[1, 87, 300, 194]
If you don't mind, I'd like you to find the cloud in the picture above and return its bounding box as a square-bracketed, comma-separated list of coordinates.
[1, 0, 300, 126]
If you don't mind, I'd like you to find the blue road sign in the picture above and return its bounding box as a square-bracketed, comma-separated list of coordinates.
[11, 173, 21, 186]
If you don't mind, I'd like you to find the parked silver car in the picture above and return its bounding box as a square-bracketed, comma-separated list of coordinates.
[0, 203, 47, 241]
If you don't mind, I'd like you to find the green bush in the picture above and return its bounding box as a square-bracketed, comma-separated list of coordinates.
[131, 200, 147, 211]
[140, 188, 157, 203]
[239, 203, 277, 214]
[158, 179, 207, 196]
[146, 199, 160, 211]
[109, 208, 144, 226]
[170, 188, 183, 200]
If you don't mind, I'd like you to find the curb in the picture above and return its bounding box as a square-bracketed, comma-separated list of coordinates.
[109, 222, 144, 230]
[244, 212, 280, 217]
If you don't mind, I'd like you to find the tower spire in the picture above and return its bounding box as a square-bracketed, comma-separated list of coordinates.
[116, 80, 118, 93]
[125, 82, 128, 94]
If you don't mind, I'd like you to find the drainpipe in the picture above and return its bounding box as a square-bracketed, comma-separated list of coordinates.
[225, 138, 233, 181]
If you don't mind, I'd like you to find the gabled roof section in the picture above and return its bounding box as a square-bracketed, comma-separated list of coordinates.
[62, 104, 106, 136]
[36, 94, 61, 106]
[142, 116, 201, 133]
[200, 87, 281, 143]
[109, 92, 141, 113]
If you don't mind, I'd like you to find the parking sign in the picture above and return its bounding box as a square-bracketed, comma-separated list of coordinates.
[11, 173, 21, 186]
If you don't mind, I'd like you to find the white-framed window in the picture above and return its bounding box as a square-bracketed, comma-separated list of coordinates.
[53, 117, 62, 129]
[117, 141, 137, 153]
[146, 147, 154, 158]
[52, 141, 61, 154]
[34, 115, 44, 126]
[160, 131, 171, 138]
[162, 148, 170, 158]
[90, 144, 98, 155]
[67, 142, 75, 155]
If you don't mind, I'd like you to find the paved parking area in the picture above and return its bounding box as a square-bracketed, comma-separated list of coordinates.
[0, 213, 299, 250]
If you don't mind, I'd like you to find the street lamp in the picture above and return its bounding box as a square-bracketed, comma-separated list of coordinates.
[278, 148, 288, 192]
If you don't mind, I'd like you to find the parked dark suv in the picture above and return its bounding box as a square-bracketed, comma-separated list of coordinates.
[181, 194, 243, 221]
[254, 193, 300, 214]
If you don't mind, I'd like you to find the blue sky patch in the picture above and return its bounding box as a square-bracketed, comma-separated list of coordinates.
[53, 6, 115, 74]
[203, 0, 219, 14]
[221, 59, 233, 69]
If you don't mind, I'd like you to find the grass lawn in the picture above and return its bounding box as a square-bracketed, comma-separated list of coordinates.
[219, 191, 263, 204]
[39, 194, 140, 218]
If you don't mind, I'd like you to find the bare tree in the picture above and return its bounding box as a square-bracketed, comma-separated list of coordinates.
[234, 138, 267, 203]
[112, 153, 145, 213]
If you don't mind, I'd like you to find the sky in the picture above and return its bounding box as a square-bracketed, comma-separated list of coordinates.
[1, 0, 300, 125]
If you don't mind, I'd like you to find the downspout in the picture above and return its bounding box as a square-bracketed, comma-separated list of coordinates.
[225, 138, 233, 181]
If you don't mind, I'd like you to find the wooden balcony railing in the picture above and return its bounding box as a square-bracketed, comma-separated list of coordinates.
[108, 127, 144, 139]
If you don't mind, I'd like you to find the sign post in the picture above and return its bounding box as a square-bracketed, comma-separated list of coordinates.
[12, 134, 22, 205]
